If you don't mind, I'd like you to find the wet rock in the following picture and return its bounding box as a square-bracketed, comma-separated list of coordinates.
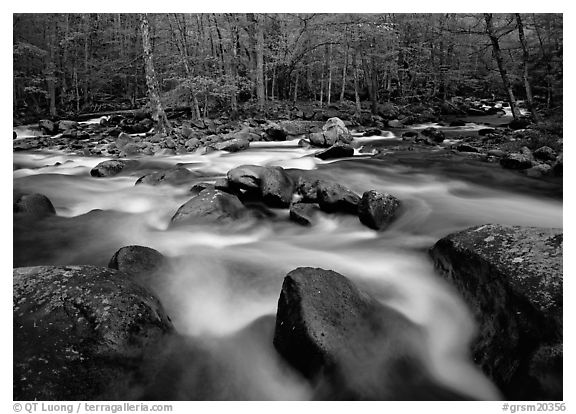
[322, 117, 352, 145]
[170, 188, 248, 226]
[533, 146, 557, 162]
[57, 120, 79, 132]
[90, 160, 130, 177]
[13, 131, 17, 139]
[358, 190, 400, 231]
[456, 144, 480, 153]
[552, 153, 563, 176]
[317, 181, 360, 214]
[108, 245, 166, 279]
[525, 163, 552, 178]
[260, 166, 294, 208]
[14, 192, 56, 217]
[478, 128, 496, 136]
[13, 265, 174, 400]
[227, 165, 265, 191]
[387, 119, 403, 128]
[420, 127, 445, 143]
[308, 131, 328, 147]
[38, 119, 57, 135]
[487, 149, 506, 158]
[273, 267, 470, 400]
[430, 224, 562, 400]
[115, 132, 134, 150]
[289, 203, 320, 226]
[314, 144, 354, 160]
[211, 137, 250, 152]
[135, 167, 196, 186]
[449, 120, 466, 127]
[185, 137, 200, 150]
[401, 131, 419, 140]
[500, 153, 533, 170]
[264, 122, 288, 141]
[190, 182, 215, 195]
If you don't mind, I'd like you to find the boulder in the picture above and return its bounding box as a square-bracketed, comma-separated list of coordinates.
[358, 190, 400, 230]
[38, 119, 57, 135]
[314, 144, 355, 160]
[190, 182, 215, 195]
[115, 132, 134, 150]
[500, 153, 533, 170]
[420, 127, 445, 143]
[170, 188, 247, 226]
[552, 153, 563, 176]
[456, 144, 480, 153]
[401, 131, 419, 140]
[478, 128, 496, 136]
[211, 137, 250, 152]
[387, 119, 403, 128]
[430, 224, 562, 400]
[14, 192, 56, 217]
[90, 160, 130, 178]
[322, 117, 352, 145]
[108, 245, 166, 279]
[185, 137, 200, 150]
[264, 123, 288, 141]
[227, 165, 265, 191]
[289, 203, 320, 226]
[308, 131, 328, 147]
[533, 146, 557, 162]
[57, 120, 79, 132]
[317, 181, 360, 214]
[135, 167, 196, 186]
[273, 267, 470, 400]
[13, 265, 173, 400]
[259, 167, 294, 208]
[524, 163, 552, 178]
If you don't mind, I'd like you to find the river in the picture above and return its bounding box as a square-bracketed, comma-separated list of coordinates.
[12, 121, 563, 400]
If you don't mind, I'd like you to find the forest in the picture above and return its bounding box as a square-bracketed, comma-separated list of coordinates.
[13, 13, 563, 124]
[13, 13, 563, 403]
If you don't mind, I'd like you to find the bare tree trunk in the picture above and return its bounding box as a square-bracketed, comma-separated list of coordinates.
[327, 44, 333, 105]
[516, 13, 541, 122]
[47, 23, 57, 117]
[140, 13, 172, 134]
[293, 69, 299, 104]
[83, 15, 91, 109]
[352, 50, 361, 116]
[340, 46, 349, 103]
[229, 14, 239, 118]
[255, 14, 265, 112]
[484, 13, 521, 119]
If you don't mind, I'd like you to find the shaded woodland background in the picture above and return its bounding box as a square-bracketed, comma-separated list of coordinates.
[13, 13, 563, 123]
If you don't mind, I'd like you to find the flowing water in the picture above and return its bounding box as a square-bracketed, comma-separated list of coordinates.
[13, 124, 562, 400]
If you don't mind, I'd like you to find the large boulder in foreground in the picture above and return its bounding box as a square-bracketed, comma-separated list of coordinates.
[13, 265, 174, 400]
[358, 190, 400, 230]
[108, 245, 166, 279]
[430, 224, 562, 400]
[170, 188, 248, 226]
[273, 267, 470, 400]
[14, 192, 56, 217]
[316, 181, 360, 214]
[259, 167, 294, 208]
